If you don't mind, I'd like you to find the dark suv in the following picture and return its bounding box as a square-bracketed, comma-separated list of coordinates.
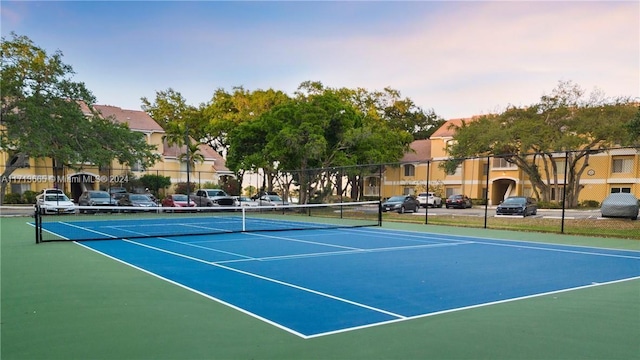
[78, 190, 117, 213]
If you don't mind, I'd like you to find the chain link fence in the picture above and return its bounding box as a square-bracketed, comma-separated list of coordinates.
[2, 147, 639, 238]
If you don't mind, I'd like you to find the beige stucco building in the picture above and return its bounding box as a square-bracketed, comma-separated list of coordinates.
[1, 104, 233, 202]
[380, 118, 640, 205]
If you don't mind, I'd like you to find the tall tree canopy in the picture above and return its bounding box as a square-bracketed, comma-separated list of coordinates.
[0, 33, 159, 203]
[444, 80, 637, 207]
[227, 82, 414, 203]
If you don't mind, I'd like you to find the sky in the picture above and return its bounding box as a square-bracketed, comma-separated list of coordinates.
[1, 1, 639, 120]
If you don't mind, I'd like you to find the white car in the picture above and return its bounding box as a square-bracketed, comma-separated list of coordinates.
[257, 194, 289, 207]
[36, 193, 76, 215]
[235, 196, 260, 208]
[416, 192, 443, 208]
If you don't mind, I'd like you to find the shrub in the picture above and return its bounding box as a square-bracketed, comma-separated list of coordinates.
[580, 200, 600, 208]
[4, 193, 22, 204]
[537, 201, 563, 209]
[22, 190, 39, 204]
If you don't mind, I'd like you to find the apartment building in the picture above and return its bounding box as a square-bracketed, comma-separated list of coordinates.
[1, 104, 233, 202]
[381, 118, 640, 205]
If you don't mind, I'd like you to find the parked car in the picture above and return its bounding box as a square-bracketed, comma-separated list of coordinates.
[38, 188, 65, 197]
[382, 195, 420, 213]
[78, 190, 118, 213]
[251, 191, 279, 200]
[257, 194, 289, 207]
[108, 187, 127, 196]
[416, 192, 442, 208]
[445, 194, 473, 209]
[189, 189, 235, 207]
[496, 196, 538, 217]
[600, 193, 639, 220]
[235, 196, 260, 208]
[117, 193, 159, 211]
[161, 194, 196, 210]
[36, 193, 76, 215]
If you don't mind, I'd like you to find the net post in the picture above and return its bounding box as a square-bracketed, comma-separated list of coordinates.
[242, 207, 246, 232]
[34, 205, 41, 244]
[378, 200, 382, 226]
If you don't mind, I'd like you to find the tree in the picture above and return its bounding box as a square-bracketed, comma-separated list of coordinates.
[0, 33, 159, 204]
[624, 106, 640, 147]
[444, 80, 637, 207]
[227, 82, 414, 203]
[139, 174, 172, 195]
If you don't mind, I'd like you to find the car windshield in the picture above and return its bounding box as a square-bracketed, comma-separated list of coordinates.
[267, 195, 283, 201]
[207, 190, 227, 196]
[172, 195, 188, 201]
[45, 195, 69, 201]
[131, 195, 150, 201]
[503, 197, 525, 204]
[91, 192, 109, 198]
[388, 196, 406, 202]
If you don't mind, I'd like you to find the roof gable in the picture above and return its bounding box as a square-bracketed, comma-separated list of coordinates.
[401, 139, 431, 162]
[93, 105, 164, 133]
[430, 117, 480, 138]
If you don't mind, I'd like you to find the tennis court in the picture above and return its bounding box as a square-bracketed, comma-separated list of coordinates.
[3, 210, 640, 359]
[35, 206, 640, 339]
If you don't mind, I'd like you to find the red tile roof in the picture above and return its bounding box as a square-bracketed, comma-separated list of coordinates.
[430, 117, 480, 138]
[402, 139, 431, 162]
[163, 140, 231, 173]
[93, 105, 164, 132]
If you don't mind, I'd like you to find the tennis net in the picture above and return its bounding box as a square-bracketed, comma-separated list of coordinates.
[35, 201, 381, 243]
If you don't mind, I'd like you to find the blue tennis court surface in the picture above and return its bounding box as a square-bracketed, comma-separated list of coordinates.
[43, 221, 640, 338]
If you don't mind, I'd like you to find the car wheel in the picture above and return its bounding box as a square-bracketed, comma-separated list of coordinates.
[399, 206, 406, 214]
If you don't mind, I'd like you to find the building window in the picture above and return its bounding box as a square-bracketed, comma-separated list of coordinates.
[555, 160, 566, 177]
[10, 183, 31, 194]
[482, 163, 489, 176]
[131, 160, 145, 172]
[446, 188, 460, 198]
[612, 158, 632, 173]
[551, 187, 565, 201]
[493, 157, 515, 168]
[404, 164, 415, 177]
[611, 187, 631, 193]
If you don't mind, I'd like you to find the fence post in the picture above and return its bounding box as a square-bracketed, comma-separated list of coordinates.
[484, 156, 490, 229]
[424, 161, 430, 225]
[561, 151, 569, 234]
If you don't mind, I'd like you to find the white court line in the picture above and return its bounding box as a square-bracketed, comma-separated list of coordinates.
[217, 241, 472, 264]
[344, 227, 640, 259]
[58, 221, 118, 238]
[305, 275, 640, 339]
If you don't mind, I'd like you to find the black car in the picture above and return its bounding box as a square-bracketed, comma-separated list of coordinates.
[117, 193, 159, 211]
[496, 196, 538, 217]
[78, 190, 118, 213]
[381, 195, 420, 213]
[445, 194, 472, 209]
